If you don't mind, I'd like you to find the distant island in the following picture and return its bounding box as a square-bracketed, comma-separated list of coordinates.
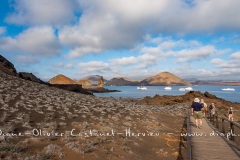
[105, 72, 192, 86]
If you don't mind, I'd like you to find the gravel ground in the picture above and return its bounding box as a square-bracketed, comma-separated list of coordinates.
[0, 72, 188, 160]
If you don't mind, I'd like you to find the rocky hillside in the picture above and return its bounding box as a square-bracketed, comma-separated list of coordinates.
[0, 55, 17, 76]
[105, 77, 140, 86]
[106, 72, 191, 86]
[48, 74, 76, 84]
[0, 55, 46, 84]
[19, 72, 45, 84]
[0, 71, 187, 160]
[142, 72, 191, 86]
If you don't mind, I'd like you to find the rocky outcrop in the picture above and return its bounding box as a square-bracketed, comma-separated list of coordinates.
[48, 74, 75, 84]
[98, 76, 104, 88]
[86, 87, 120, 93]
[0, 55, 17, 76]
[19, 72, 44, 84]
[78, 80, 92, 89]
[79, 75, 108, 85]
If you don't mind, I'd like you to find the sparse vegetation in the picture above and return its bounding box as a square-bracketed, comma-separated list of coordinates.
[0, 72, 188, 160]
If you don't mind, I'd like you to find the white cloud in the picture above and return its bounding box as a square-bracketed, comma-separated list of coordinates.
[217, 48, 232, 55]
[54, 63, 74, 69]
[5, 0, 77, 26]
[14, 56, 38, 63]
[209, 51, 240, 79]
[0, 26, 60, 56]
[110, 53, 159, 69]
[78, 61, 110, 73]
[0, 27, 6, 35]
[175, 45, 216, 63]
[211, 51, 240, 68]
[230, 51, 240, 59]
[68, 47, 102, 58]
[110, 56, 137, 66]
[3, 0, 240, 58]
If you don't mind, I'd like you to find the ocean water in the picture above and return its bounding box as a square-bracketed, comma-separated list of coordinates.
[94, 85, 240, 103]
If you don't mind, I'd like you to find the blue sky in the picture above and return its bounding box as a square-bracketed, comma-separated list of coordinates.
[1, 0, 240, 81]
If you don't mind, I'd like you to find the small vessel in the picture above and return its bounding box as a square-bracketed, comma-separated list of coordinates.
[137, 84, 147, 90]
[185, 87, 193, 91]
[179, 88, 186, 91]
[221, 88, 235, 91]
[164, 86, 172, 90]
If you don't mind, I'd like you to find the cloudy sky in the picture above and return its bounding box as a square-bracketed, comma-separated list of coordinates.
[1, 0, 240, 81]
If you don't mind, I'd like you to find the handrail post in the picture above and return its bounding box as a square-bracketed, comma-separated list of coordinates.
[216, 115, 219, 129]
[230, 122, 235, 141]
[186, 111, 192, 160]
[222, 118, 225, 134]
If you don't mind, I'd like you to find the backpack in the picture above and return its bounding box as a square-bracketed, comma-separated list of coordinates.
[209, 105, 213, 110]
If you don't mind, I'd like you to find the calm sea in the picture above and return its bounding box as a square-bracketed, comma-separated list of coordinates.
[94, 85, 240, 103]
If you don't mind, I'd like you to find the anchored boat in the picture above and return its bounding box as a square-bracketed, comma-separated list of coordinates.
[179, 88, 186, 91]
[221, 88, 235, 91]
[185, 87, 193, 91]
[164, 86, 172, 90]
[137, 84, 147, 90]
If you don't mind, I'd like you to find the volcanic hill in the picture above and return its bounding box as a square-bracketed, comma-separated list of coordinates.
[106, 72, 191, 86]
[48, 74, 76, 84]
[143, 72, 192, 86]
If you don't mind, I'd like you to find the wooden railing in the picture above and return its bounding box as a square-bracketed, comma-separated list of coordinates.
[185, 110, 240, 160]
[186, 111, 192, 160]
[208, 112, 240, 149]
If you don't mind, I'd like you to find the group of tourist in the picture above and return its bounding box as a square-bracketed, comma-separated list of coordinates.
[191, 98, 234, 129]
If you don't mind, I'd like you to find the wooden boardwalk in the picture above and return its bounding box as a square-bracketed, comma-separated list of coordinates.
[190, 116, 240, 160]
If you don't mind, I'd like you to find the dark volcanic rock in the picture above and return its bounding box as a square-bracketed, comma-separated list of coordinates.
[50, 84, 93, 95]
[0, 55, 17, 76]
[86, 87, 120, 93]
[139, 91, 240, 111]
[19, 72, 44, 84]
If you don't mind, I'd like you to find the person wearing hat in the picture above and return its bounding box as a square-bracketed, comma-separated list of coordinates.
[191, 98, 204, 128]
[228, 107, 234, 121]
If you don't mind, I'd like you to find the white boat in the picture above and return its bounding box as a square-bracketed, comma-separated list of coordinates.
[137, 86, 147, 90]
[222, 88, 235, 91]
[164, 86, 172, 90]
[185, 87, 193, 91]
[179, 88, 186, 91]
[137, 84, 147, 90]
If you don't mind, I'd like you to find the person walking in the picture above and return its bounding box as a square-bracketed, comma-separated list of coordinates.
[228, 107, 234, 121]
[191, 98, 204, 129]
[208, 103, 215, 118]
[211, 104, 217, 117]
[200, 99, 207, 118]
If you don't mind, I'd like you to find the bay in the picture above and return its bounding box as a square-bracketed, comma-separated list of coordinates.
[94, 85, 240, 103]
